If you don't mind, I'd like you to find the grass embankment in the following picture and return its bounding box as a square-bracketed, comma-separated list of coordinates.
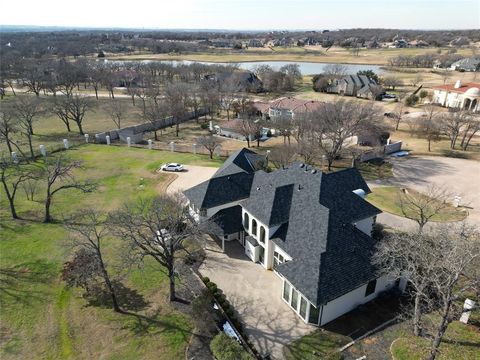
[366, 186, 468, 222]
[0, 144, 222, 359]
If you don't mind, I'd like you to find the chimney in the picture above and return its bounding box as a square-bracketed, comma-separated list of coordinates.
[454, 80, 461, 89]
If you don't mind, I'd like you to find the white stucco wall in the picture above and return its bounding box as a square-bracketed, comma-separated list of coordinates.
[319, 275, 396, 325]
[241, 208, 290, 269]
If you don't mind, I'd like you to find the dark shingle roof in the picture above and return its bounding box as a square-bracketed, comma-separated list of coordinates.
[183, 172, 254, 209]
[213, 148, 266, 178]
[208, 205, 243, 236]
[183, 150, 382, 306]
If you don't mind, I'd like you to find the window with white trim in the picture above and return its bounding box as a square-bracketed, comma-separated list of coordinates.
[273, 251, 286, 268]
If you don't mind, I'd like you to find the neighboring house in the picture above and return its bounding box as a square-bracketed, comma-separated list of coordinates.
[205, 71, 263, 93]
[247, 39, 264, 48]
[214, 120, 271, 141]
[432, 80, 480, 112]
[393, 39, 409, 48]
[327, 74, 380, 99]
[184, 149, 403, 326]
[266, 97, 324, 119]
[449, 57, 480, 72]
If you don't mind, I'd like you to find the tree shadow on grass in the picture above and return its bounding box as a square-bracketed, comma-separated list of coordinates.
[120, 309, 193, 343]
[85, 281, 149, 312]
[0, 260, 58, 305]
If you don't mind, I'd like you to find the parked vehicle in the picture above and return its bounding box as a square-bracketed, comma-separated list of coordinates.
[161, 163, 184, 172]
[390, 151, 409, 158]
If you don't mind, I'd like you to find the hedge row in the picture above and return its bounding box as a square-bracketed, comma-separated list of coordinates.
[201, 276, 259, 358]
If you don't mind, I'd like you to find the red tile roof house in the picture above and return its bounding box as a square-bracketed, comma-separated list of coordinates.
[432, 81, 480, 112]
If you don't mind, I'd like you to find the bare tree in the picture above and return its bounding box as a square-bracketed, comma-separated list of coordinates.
[21, 59, 46, 97]
[0, 155, 39, 219]
[411, 73, 424, 87]
[237, 118, 255, 148]
[426, 224, 480, 360]
[109, 193, 199, 302]
[165, 82, 190, 137]
[64, 209, 121, 312]
[459, 114, 480, 151]
[41, 155, 96, 223]
[11, 96, 43, 158]
[143, 99, 169, 141]
[305, 100, 385, 171]
[383, 76, 403, 91]
[373, 231, 439, 337]
[274, 115, 293, 144]
[418, 104, 441, 152]
[439, 110, 470, 149]
[218, 77, 240, 120]
[65, 95, 91, 135]
[391, 97, 407, 130]
[268, 144, 297, 169]
[399, 185, 451, 233]
[51, 97, 72, 132]
[197, 135, 221, 159]
[107, 99, 126, 129]
[0, 109, 19, 154]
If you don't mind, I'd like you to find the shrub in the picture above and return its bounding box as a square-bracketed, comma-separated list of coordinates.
[216, 293, 226, 304]
[210, 333, 254, 360]
[225, 307, 235, 318]
[201, 276, 210, 284]
[405, 94, 419, 106]
[206, 282, 218, 293]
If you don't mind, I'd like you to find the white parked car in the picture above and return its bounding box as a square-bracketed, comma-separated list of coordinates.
[160, 163, 184, 172]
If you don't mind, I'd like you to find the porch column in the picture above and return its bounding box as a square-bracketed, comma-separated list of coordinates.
[222, 237, 225, 253]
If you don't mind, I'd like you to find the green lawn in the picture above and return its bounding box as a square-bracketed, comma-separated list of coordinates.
[0, 144, 222, 359]
[366, 186, 468, 222]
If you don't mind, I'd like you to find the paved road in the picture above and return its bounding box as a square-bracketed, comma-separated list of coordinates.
[368, 155, 480, 230]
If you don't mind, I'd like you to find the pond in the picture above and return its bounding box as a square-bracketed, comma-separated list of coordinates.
[106, 59, 383, 75]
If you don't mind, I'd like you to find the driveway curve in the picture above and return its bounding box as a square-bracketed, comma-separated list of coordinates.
[165, 165, 218, 194]
[369, 155, 480, 230]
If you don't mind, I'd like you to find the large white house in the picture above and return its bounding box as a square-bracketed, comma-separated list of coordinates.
[432, 80, 480, 112]
[184, 149, 404, 326]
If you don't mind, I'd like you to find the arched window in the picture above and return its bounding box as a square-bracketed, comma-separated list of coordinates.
[243, 212, 250, 231]
[252, 219, 258, 236]
[260, 226, 265, 243]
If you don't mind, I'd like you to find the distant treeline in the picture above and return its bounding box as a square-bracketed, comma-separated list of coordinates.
[0, 29, 478, 59]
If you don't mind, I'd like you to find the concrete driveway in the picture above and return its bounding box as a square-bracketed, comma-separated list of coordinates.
[369, 155, 480, 229]
[199, 239, 314, 360]
[165, 165, 218, 194]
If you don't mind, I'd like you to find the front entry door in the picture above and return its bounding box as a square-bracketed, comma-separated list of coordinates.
[258, 245, 265, 265]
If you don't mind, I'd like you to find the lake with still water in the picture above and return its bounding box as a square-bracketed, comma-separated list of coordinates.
[109, 59, 383, 75]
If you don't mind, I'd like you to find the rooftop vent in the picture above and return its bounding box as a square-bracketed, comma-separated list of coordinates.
[311, 169, 317, 174]
[454, 80, 462, 89]
[299, 163, 305, 168]
[256, 187, 261, 191]
[297, 184, 303, 191]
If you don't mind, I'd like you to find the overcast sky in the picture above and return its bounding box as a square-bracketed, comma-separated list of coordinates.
[1, 0, 479, 30]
